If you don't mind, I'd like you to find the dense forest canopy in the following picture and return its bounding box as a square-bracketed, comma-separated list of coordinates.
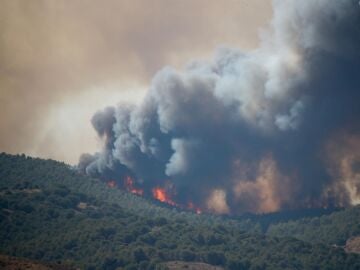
[1, 153, 360, 269]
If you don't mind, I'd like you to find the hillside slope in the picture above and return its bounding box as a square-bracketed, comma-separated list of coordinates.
[1, 153, 360, 269]
[267, 206, 360, 246]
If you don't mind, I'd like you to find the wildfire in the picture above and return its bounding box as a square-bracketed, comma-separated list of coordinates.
[152, 187, 177, 206]
[124, 176, 144, 195]
[107, 180, 117, 188]
[108, 177, 202, 214]
[188, 201, 202, 214]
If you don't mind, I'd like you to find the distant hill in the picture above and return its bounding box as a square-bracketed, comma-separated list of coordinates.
[1, 153, 360, 269]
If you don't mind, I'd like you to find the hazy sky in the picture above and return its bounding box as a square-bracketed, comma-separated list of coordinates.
[0, 0, 271, 164]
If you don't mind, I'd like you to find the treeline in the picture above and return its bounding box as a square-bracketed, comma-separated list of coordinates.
[1, 153, 360, 269]
[2, 182, 359, 269]
[0, 153, 253, 230]
[267, 206, 360, 245]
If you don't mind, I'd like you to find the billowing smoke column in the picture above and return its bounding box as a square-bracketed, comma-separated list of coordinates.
[79, 0, 360, 214]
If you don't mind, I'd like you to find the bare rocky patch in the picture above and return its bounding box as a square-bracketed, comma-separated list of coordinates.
[0, 254, 75, 270]
[345, 236, 360, 254]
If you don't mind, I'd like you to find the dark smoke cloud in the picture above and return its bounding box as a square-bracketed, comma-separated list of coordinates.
[80, 0, 360, 214]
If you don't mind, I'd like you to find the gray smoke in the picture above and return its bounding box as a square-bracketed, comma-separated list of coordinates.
[79, 0, 360, 214]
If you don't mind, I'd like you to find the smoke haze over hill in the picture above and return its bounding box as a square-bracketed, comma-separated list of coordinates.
[0, 0, 270, 163]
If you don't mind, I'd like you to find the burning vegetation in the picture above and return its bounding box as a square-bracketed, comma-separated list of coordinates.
[79, 0, 360, 214]
[107, 175, 203, 213]
[152, 187, 177, 206]
[124, 176, 144, 196]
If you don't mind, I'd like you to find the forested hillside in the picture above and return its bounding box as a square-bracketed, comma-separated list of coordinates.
[1, 153, 360, 269]
[267, 207, 360, 246]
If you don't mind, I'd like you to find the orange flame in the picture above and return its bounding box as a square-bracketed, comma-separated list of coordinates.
[107, 180, 117, 188]
[111, 177, 203, 213]
[187, 201, 202, 214]
[152, 187, 177, 206]
[124, 176, 144, 195]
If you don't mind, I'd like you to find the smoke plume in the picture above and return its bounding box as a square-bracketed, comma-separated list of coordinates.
[79, 0, 360, 214]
